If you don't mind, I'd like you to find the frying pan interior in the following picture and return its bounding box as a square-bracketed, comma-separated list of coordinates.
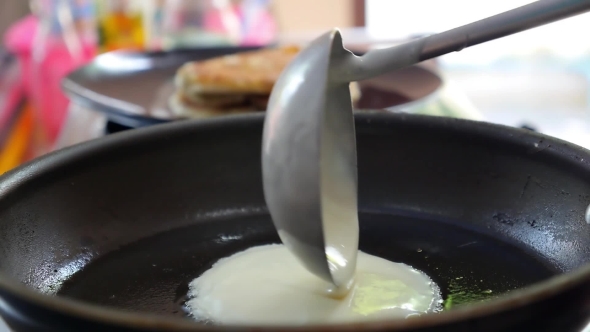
[1, 113, 590, 331]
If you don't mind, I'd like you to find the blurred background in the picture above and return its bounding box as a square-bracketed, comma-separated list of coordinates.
[1, 0, 590, 175]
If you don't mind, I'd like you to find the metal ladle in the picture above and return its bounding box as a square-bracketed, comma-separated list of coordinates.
[262, 0, 590, 289]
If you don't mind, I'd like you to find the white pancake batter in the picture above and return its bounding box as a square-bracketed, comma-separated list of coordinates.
[187, 244, 442, 325]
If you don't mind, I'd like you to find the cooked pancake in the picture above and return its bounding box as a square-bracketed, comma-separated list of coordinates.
[170, 82, 362, 118]
[182, 93, 248, 108]
[169, 92, 259, 119]
[175, 46, 300, 95]
[171, 46, 362, 118]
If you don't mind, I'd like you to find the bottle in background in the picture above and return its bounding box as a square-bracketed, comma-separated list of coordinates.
[96, 0, 146, 53]
[159, 0, 277, 50]
[160, 0, 232, 49]
[29, 0, 96, 155]
[238, 0, 276, 46]
[142, 0, 166, 51]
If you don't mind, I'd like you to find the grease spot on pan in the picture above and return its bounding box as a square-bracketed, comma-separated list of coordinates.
[215, 234, 242, 243]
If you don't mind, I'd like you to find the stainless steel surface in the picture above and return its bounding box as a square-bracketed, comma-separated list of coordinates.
[261, 0, 590, 287]
[262, 32, 359, 288]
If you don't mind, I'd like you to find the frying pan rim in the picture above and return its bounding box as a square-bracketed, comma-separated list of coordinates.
[1, 112, 590, 331]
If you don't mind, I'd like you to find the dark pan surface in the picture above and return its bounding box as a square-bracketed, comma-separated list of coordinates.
[56, 212, 555, 318]
[2, 113, 590, 331]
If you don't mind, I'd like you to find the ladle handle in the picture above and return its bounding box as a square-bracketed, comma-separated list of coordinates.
[343, 0, 590, 82]
[420, 0, 590, 60]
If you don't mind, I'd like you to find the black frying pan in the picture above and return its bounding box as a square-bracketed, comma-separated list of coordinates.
[1, 113, 590, 332]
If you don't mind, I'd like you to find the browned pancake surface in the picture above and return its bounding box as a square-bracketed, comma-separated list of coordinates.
[176, 46, 300, 95]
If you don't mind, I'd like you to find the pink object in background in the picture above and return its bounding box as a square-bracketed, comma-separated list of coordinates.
[203, 0, 276, 46]
[0, 56, 25, 133]
[4, 16, 37, 97]
[239, 3, 276, 46]
[203, 2, 242, 44]
[4, 11, 95, 152]
[29, 30, 95, 146]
